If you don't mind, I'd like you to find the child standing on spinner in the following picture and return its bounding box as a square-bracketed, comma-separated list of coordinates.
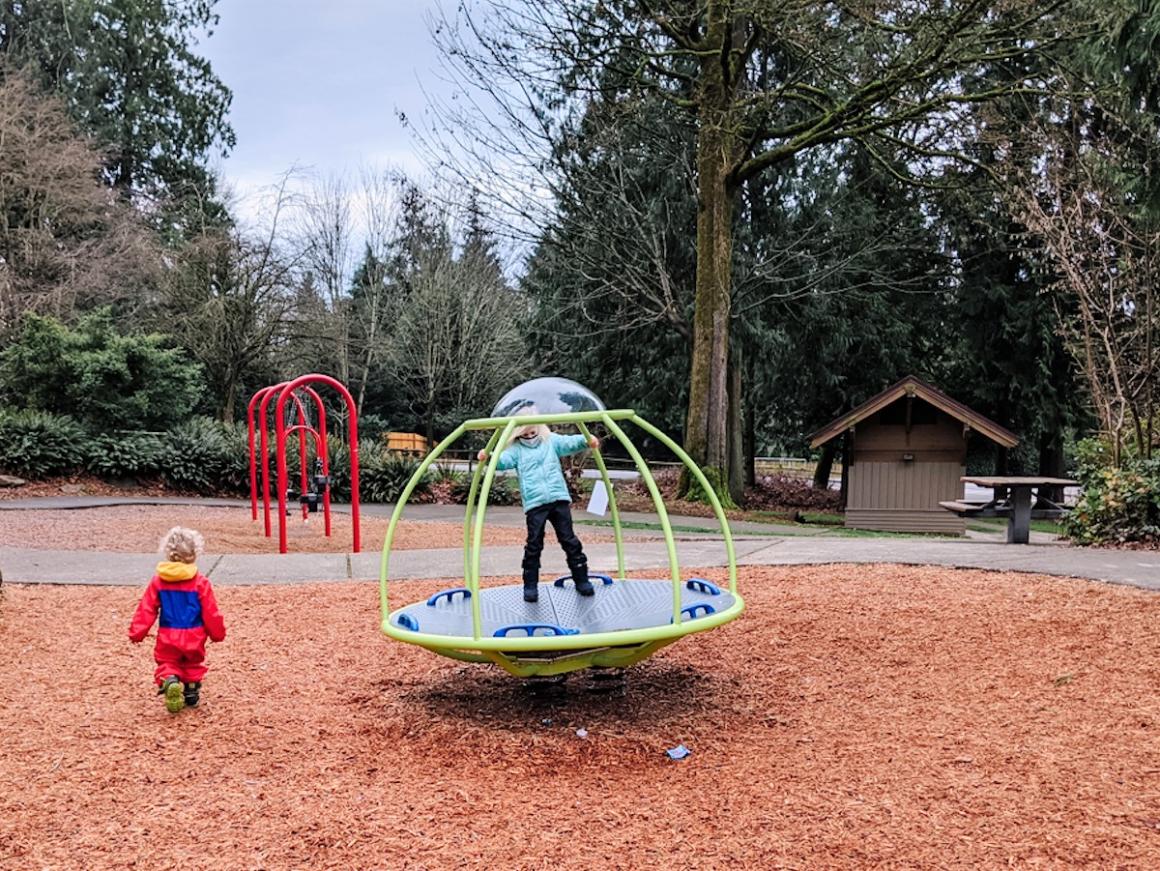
[479, 422, 600, 602]
[129, 527, 226, 713]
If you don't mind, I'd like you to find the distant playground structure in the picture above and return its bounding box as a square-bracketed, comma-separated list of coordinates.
[378, 377, 744, 677]
[247, 374, 362, 554]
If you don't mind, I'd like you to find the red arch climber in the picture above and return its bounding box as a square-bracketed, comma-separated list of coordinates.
[246, 374, 361, 554]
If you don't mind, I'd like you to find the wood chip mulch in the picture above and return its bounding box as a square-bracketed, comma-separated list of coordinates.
[0, 505, 610, 553]
[2, 564, 1158, 868]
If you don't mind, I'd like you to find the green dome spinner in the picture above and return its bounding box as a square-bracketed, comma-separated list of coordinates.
[378, 378, 744, 678]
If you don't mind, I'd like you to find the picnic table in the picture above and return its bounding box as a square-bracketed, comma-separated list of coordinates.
[939, 476, 1078, 544]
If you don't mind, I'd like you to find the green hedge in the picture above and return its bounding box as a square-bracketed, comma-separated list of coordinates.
[360, 453, 430, 503]
[1065, 439, 1160, 546]
[0, 410, 87, 478]
[85, 433, 165, 478]
[0, 410, 525, 509]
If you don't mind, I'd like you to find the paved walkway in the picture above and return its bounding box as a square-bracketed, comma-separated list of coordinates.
[1, 497, 1156, 590]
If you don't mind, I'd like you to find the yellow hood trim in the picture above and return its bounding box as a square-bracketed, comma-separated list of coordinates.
[157, 561, 198, 582]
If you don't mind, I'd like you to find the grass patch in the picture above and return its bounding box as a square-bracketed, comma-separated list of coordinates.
[575, 517, 959, 540]
[575, 518, 785, 537]
[828, 527, 961, 540]
[797, 512, 845, 526]
[967, 518, 1065, 535]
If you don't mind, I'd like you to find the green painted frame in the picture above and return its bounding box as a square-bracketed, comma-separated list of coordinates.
[378, 409, 743, 670]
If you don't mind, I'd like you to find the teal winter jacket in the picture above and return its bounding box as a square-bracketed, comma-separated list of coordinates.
[496, 433, 588, 512]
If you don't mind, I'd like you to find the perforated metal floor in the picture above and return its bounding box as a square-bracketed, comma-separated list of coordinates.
[392, 576, 735, 639]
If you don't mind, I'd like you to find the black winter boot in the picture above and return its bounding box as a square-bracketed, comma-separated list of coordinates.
[569, 557, 594, 596]
[183, 682, 201, 708]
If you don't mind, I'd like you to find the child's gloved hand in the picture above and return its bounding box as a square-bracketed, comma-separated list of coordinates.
[587, 436, 600, 450]
[477, 450, 488, 461]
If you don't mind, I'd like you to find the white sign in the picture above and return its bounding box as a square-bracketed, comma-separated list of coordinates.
[586, 480, 609, 516]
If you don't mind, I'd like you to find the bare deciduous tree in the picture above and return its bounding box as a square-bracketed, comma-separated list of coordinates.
[417, 0, 1075, 500]
[160, 173, 301, 421]
[1013, 147, 1158, 462]
[295, 172, 354, 384]
[391, 225, 527, 440]
[0, 67, 157, 331]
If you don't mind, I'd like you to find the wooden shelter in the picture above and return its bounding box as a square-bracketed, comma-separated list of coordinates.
[810, 376, 1018, 534]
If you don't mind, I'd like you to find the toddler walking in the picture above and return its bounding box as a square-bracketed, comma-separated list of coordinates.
[129, 527, 226, 712]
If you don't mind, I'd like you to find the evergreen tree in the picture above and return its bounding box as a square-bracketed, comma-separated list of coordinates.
[0, 0, 235, 205]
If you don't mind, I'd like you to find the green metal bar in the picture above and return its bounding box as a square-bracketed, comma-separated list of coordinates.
[631, 414, 739, 594]
[462, 409, 636, 431]
[463, 429, 503, 584]
[577, 421, 624, 579]
[601, 413, 683, 624]
[468, 418, 518, 640]
[379, 424, 466, 624]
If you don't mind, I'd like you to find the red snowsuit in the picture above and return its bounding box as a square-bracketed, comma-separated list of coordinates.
[129, 561, 226, 684]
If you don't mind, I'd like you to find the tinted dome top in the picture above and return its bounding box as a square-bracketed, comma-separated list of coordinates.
[490, 377, 607, 418]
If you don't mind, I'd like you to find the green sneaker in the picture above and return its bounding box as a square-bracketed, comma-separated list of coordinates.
[160, 676, 185, 713]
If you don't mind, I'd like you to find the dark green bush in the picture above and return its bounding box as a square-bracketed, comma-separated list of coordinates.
[1064, 439, 1160, 545]
[0, 410, 86, 478]
[449, 470, 521, 507]
[85, 433, 164, 478]
[159, 417, 249, 495]
[361, 452, 430, 503]
[0, 311, 203, 431]
[356, 414, 392, 444]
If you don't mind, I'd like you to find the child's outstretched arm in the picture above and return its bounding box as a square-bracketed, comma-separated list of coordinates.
[553, 433, 598, 457]
[477, 448, 517, 470]
[128, 579, 161, 642]
[197, 577, 227, 642]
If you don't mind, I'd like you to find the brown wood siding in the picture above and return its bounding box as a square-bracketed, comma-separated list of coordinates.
[847, 461, 965, 511]
[845, 509, 966, 534]
[846, 459, 966, 534]
[851, 411, 966, 462]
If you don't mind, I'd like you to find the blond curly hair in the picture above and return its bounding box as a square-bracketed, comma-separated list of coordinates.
[158, 527, 204, 563]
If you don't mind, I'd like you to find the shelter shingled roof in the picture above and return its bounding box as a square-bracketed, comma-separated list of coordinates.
[809, 376, 1018, 449]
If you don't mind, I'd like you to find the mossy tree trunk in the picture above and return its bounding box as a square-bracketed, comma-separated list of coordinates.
[680, 2, 744, 507]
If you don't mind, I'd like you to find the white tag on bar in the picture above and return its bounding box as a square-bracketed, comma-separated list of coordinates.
[586, 480, 609, 516]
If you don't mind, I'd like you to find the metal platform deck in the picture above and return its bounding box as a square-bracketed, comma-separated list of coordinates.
[391, 576, 735, 639]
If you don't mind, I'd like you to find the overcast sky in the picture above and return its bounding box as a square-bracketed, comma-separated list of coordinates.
[199, 0, 451, 213]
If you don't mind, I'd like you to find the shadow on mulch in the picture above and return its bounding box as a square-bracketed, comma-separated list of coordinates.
[392, 659, 729, 732]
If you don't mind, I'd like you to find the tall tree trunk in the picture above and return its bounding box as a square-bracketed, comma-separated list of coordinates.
[682, 26, 738, 506]
[1037, 432, 1066, 504]
[744, 352, 756, 488]
[813, 442, 837, 490]
[727, 346, 744, 502]
[221, 381, 236, 424]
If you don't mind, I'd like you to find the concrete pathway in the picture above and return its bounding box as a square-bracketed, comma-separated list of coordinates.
[2, 535, 1156, 590]
[1, 496, 1155, 590]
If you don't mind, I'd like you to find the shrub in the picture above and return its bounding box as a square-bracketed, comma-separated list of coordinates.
[427, 466, 466, 504]
[360, 453, 429, 503]
[159, 417, 248, 495]
[0, 410, 86, 478]
[449, 471, 521, 507]
[356, 414, 392, 444]
[85, 433, 164, 478]
[0, 311, 203, 430]
[1064, 439, 1160, 545]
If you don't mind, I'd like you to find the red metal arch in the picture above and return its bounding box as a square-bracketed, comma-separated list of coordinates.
[274, 374, 361, 554]
[248, 382, 329, 534]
